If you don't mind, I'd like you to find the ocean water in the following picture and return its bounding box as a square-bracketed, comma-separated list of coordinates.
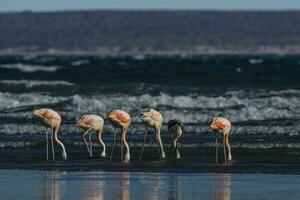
[0, 54, 299, 172]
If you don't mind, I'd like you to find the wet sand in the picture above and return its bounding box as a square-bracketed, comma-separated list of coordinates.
[0, 169, 299, 200]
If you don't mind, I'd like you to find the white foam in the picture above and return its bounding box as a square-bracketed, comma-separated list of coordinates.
[249, 58, 263, 64]
[1, 89, 299, 124]
[0, 63, 62, 72]
[0, 92, 67, 110]
[71, 60, 90, 66]
[66, 92, 300, 122]
[0, 80, 74, 88]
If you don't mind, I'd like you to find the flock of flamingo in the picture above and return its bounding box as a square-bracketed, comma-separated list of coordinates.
[33, 108, 232, 164]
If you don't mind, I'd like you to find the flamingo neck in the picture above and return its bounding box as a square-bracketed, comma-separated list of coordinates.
[121, 128, 130, 162]
[155, 125, 165, 158]
[97, 129, 106, 157]
[53, 126, 67, 160]
[172, 138, 178, 149]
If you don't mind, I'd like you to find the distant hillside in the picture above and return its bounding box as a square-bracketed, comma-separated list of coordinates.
[1, 10, 300, 54]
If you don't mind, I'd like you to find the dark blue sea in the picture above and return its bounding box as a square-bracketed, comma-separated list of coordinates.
[0, 54, 299, 173]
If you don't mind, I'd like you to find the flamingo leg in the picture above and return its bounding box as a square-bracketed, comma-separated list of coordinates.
[215, 134, 218, 163]
[139, 127, 148, 160]
[175, 141, 180, 159]
[121, 139, 123, 162]
[51, 126, 55, 160]
[89, 132, 93, 158]
[82, 129, 91, 156]
[110, 128, 117, 162]
[45, 128, 49, 161]
[223, 135, 227, 164]
[156, 138, 162, 159]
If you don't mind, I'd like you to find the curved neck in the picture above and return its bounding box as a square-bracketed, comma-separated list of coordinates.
[155, 125, 165, 158]
[53, 126, 67, 160]
[97, 129, 106, 155]
[121, 128, 129, 153]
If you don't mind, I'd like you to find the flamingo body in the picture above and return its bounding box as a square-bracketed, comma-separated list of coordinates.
[108, 110, 131, 128]
[107, 110, 131, 162]
[33, 108, 61, 128]
[140, 108, 165, 159]
[76, 115, 104, 130]
[76, 115, 106, 157]
[209, 117, 232, 163]
[33, 108, 67, 160]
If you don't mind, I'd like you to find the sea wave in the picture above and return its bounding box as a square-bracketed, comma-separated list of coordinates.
[0, 92, 67, 110]
[0, 80, 74, 88]
[0, 90, 299, 123]
[71, 59, 90, 66]
[0, 63, 62, 72]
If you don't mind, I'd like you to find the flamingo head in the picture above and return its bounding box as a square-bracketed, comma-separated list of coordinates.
[208, 118, 214, 127]
[140, 111, 151, 123]
[75, 116, 86, 127]
[33, 108, 45, 117]
[208, 118, 219, 130]
[140, 108, 163, 127]
[107, 112, 115, 121]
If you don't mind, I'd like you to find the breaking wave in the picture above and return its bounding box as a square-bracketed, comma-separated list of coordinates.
[0, 63, 62, 72]
[0, 80, 74, 88]
[0, 90, 299, 122]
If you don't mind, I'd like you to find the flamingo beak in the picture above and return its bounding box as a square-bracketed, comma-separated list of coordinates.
[140, 113, 146, 120]
[32, 109, 39, 116]
[208, 119, 214, 128]
[107, 113, 114, 120]
[75, 120, 81, 126]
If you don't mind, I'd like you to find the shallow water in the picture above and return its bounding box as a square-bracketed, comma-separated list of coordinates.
[0, 169, 299, 200]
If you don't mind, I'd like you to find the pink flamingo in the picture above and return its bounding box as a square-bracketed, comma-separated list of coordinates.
[209, 117, 232, 163]
[33, 108, 67, 160]
[139, 108, 165, 160]
[107, 110, 131, 163]
[76, 115, 106, 158]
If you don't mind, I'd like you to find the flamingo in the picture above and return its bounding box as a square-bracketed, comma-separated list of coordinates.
[139, 108, 165, 160]
[32, 108, 67, 160]
[168, 119, 184, 159]
[209, 117, 232, 164]
[107, 110, 131, 163]
[76, 115, 106, 158]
